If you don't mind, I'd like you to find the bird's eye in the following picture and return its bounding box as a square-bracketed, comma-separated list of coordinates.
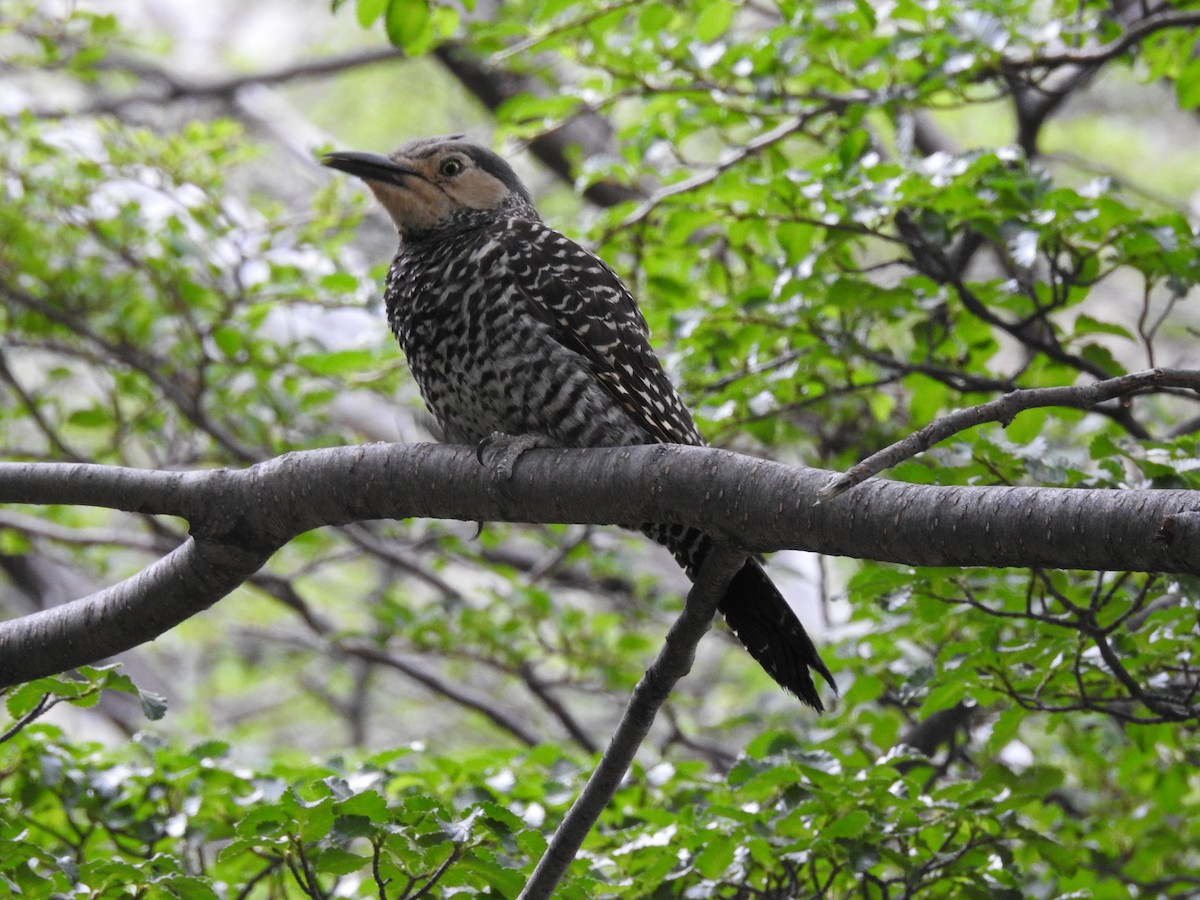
[439, 157, 465, 177]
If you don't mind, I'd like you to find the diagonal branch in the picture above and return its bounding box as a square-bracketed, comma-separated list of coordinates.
[615, 112, 825, 231]
[821, 368, 1200, 501]
[517, 544, 746, 900]
[0, 537, 274, 684]
[433, 44, 643, 209]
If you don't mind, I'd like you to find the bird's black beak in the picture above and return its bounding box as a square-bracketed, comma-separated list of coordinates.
[321, 151, 422, 187]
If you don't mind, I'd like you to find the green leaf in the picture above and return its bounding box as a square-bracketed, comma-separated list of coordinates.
[138, 689, 169, 720]
[212, 325, 243, 356]
[318, 271, 360, 294]
[67, 407, 110, 428]
[311, 846, 370, 876]
[695, 0, 734, 42]
[296, 348, 377, 376]
[385, 0, 432, 51]
[1003, 407, 1048, 444]
[823, 809, 871, 840]
[335, 790, 390, 821]
[1176, 56, 1200, 109]
[355, 0, 388, 27]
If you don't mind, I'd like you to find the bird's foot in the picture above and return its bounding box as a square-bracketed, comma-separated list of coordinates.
[476, 432, 557, 479]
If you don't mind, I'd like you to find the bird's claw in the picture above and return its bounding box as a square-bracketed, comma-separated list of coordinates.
[475, 436, 493, 466]
[475, 432, 556, 479]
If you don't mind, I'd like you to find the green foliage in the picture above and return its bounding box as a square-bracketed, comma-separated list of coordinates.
[4, 0, 1200, 897]
[6, 681, 1200, 897]
[0, 113, 401, 467]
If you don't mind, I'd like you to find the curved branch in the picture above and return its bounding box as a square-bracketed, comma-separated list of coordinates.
[0, 537, 273, 685]
[2, 441, 1199, 686]
[1006, 8, 1200, 71]
[822, 368, 1200, 500]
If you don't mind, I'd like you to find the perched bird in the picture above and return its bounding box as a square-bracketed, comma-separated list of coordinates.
[323, 136, 836, 710]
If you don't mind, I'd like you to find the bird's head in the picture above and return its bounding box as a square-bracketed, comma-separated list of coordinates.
[322, 135, 538, 239]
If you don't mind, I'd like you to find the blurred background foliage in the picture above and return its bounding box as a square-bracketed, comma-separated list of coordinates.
[2, 0, 1200, 896]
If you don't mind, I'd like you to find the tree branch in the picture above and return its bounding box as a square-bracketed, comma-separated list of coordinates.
[615, 112, 826, 231]
[821, 368, 1200, 500]
[517, 544, 745, 900]
[2, 441, 1200, 687]
[1005, 8, 1200, 71]
[24, 47, 406, 120]
[0, 537, 273, 685]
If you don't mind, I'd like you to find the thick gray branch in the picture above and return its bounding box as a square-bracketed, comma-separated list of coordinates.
[1, 442, 1198, 686]
[0, 539, 272, 685]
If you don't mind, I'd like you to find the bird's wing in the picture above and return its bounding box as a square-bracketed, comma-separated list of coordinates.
[501, 219, 704, 446]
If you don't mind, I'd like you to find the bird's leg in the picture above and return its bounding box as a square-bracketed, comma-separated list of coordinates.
[476, 432, 558, 479]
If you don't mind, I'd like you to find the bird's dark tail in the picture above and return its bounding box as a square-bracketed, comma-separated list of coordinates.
[642, 524, 836, 711]
[719, 557, 835, 710]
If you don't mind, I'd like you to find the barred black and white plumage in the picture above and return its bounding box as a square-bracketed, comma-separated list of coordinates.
[323, 136, 836, 710]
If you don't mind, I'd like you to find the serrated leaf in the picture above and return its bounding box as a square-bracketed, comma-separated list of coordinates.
[4, 681, 51, 719]
[139, 689, 169, 720]
[335, 790, 389, 822]
[311, 846, 369, 876]
[824, 809, 871, 840]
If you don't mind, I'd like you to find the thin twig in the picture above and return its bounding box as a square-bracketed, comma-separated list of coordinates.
[0, 692, 52, 744]
[518, 661, 600, 754]
[1, 283, 259, 462]
[337, 641, 543, 748]
[0, 509, 165, 552]
[342, 523, 464, 601]
[0, 347, 85, 461]
[615, 112, 828, 231]
[408, 845, 463, 900]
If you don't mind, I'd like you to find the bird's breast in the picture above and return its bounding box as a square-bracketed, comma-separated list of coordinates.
[382, 238, 652, 449]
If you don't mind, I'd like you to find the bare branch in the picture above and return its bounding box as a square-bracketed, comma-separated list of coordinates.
[517, 544, 745, 900]
[24, 47, 406, 119]
[336, 640, 543, 747]
[517, 661, 600, 754]
[1005, 8, 1200, 71]
[821, 368, 1200, 501]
